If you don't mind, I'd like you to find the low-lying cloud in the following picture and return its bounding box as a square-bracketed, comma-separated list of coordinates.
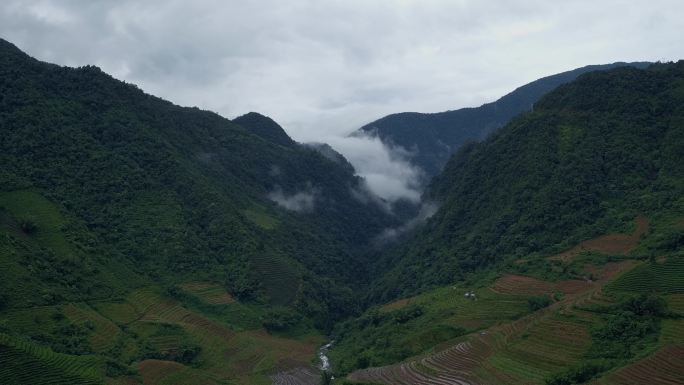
[325, 132, 425, 204]
[375, 201, 439, 245]
[268, 186, 317, 213]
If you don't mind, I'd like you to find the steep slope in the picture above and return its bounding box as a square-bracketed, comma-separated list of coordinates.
[331, 62, 684, 384]
[0, 38, 399, 384]
[357, 62, 650, 177]
[371, 62, 684, 302]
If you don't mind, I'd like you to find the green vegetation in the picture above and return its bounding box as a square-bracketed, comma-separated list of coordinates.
[371, 62, 684, 302]
[608, 255, 684, 294]
[2, 37, 684, 385]
[330, 286, 529, 374]
[543, 295, 670, 385]
[0, 38, 397, 384]
[334, 61, 684, 383]
[527, 295, 552, 311]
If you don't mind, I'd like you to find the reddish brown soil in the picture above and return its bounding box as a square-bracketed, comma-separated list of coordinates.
[491, 275, 555, 295]
[549, 216, 649, 262]
[595, 260, 639, 282]
[380, 297, 416, 312]
[491, 274, 590, 296]
[138, 359, 185, 385]
[178, 282, 235, 305]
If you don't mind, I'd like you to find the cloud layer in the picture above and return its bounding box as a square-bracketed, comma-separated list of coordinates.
[2, 0, 682, 140]
[268, 186, 317, 213]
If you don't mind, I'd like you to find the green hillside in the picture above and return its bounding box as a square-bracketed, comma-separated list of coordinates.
[331, 63, 684, 384]
[2, 35, 684, 385]
[370, 62, 684, 302]
[0, 38, 400, 384]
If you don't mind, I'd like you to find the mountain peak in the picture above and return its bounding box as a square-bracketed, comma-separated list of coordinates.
[233, 112, 296, 147]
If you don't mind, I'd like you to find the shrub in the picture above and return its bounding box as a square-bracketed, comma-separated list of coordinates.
[620, 294, 667, 317]
[528, 295, 552, 311]
[262, 308, 302, 332]
[545, 360, 611, 385]
[19, 218, 37, 234]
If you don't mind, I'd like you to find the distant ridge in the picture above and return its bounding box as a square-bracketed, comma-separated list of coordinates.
[357, 62, 652, 177]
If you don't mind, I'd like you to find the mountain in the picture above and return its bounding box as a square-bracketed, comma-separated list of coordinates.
[233, 112, 296, 147]
[357, 62, 651, 177]
[329, 62, 684, 383]
[0, 39, 398, 384]
[3, 35, 683, 385]
[370, 62, 684, 301]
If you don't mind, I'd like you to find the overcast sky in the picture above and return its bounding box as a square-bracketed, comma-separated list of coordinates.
[2, 0, 683, 202]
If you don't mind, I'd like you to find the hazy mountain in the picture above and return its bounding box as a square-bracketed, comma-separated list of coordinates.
[370, 61, 684, 301]
[357, 62, 651, 177]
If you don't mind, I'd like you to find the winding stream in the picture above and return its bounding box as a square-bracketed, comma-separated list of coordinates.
[318, 341, 334, 371]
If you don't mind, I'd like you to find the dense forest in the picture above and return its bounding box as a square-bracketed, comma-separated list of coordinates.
[0, 38, 401, 329]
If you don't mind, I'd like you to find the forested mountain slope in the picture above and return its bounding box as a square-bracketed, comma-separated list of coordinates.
[328, 62, 684, 385]
[371, 62, 684, 302]
[0, 38, 405, 384]
[357, 62, 650, 177]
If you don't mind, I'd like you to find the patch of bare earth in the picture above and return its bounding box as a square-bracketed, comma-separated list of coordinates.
[178, 282, 235, 305]
[491, 274, 591, 297]
[549, 216, 649, 262]
[380, 297, 416, 312]
[138, 359, 185, 385]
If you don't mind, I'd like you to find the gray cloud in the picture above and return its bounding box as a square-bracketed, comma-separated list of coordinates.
[324, 133, 425, 203]
[268, 186, 317, 213]
[2, 0, 682, 139]
[374, 201, 439, 245]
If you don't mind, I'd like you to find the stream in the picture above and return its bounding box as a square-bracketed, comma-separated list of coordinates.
[318, 341, 334, 372]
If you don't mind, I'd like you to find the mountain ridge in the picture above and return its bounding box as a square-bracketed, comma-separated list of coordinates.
[357, 61, 652, 177]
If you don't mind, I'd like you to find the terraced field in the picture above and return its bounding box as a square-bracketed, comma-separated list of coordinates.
[0, 284, 324, 385]
[548, 216, 649, 262]
[608, 256, 684, 294]
[178, 282, 235, 305]
[271, 367, 320, 385]
[345, 259, 643, 385]
[63, 304, 121, 352]
[250, 254, 302, 305]
[0, 333, 104, 385]
[491, 275, 590, 296]
[122, 289, 322, 385]
[487, 315, 592, 382]
[592, 345, 684, 385]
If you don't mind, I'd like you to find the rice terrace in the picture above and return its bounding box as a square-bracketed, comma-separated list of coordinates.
[1, 2, 684, 385]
